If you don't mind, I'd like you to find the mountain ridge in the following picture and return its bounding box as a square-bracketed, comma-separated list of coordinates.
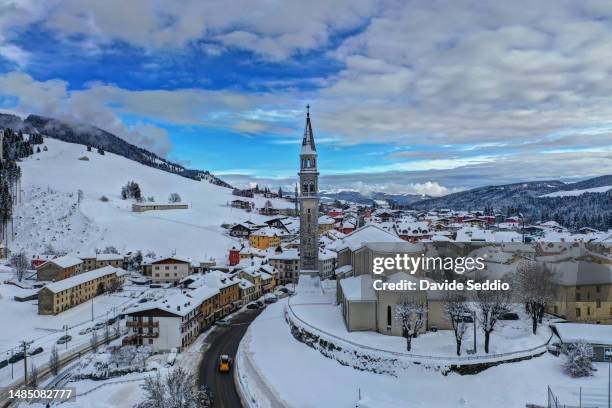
[0, 113, 233, 189]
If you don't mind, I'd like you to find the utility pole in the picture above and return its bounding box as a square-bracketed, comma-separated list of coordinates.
[473, 310, 477, 352]
[20, 340, 32, 387]
[63, 325, 69, 350]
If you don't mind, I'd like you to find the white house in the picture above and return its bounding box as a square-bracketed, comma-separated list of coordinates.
[124, 285, 219, 352]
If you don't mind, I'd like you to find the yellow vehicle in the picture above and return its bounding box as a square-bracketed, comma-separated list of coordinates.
[218, 354, 232, 373]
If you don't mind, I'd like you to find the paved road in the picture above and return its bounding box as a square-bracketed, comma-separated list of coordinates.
[199, 308, 263, 408]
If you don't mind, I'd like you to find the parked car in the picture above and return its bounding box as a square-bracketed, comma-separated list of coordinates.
[277, 287, 289, 294]
[461, 313, 474, 323]
[93, 322, 106, 330]
[138, 298, 149, 303]
[57, 335, 72, 344]
[500, 312, 519, 320]
[255, 300, 265, 308]
[28, 347, 43, 356]
[107, 317, 117, 325]
[215, 318, 231, 327]
[218, 354, 232, 373]
[8, 352, 24, 364]
[246, 302, 260, 310]
[0, 360, 7, 369]
[79, 327, 92, 335]
[263, 294, 278, 304]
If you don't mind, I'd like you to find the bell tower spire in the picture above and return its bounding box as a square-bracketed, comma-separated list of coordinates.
[298, 105, 320, 278]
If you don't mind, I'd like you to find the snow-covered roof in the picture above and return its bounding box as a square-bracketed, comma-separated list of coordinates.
[555, 323, 612, 345]
[128, 285, 219, 317]
[318, 215, 335, 224]
[44, 266, 125, 293]
[40, 255, 83, 269]
[151, 255, 191, 264]
[269, 248, 299, 260]
[332, 224, 403, 252]
[95, 253, 124, 261]
[339, 275, 377, 301]
[251, 226, 281, 237]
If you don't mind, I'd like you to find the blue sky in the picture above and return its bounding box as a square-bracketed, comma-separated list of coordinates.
[1, 0, 611, 195]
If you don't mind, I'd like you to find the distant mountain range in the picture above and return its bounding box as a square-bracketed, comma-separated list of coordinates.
[410, 175, 612, 210]
[320, 190, 430, 206]
[0, 113, 232, 188]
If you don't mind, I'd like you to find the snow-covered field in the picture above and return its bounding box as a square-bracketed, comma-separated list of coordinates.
[540, 185, 612, 197]
[243, 299, 610, 408]
[11, 137, 291, 259]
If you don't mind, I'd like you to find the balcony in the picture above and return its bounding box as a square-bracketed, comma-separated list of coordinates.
[126, 320, 159, 328]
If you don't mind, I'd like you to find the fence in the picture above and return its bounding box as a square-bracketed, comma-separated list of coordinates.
[548, 385, 611, 408]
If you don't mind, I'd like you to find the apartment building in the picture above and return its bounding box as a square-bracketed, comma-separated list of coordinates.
[124, 285, 219, 352]
[38, 266, 125, 315]
[36, 256, 83, 282]
[149, 256, 191, 284]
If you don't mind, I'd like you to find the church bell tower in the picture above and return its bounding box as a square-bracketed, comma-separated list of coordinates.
[298, 105, 319, 276]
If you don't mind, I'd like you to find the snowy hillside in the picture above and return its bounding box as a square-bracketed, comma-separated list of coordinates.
[11, 138, 292, 259]
[540, 185, 612, 198]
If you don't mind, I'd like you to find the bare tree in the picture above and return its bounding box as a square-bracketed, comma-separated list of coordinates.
[77, 189, 84, 207]
[512, 261, 555, 334]
[138, 366, 213, 408]
[10, 251, 28, 281]
[168, 193, 181, 203]
[395, 300, 428, 352]
[91, 330, 99, 352]
[49, 346, 59, 376]
[104, 324, 111, 345]
[473, 284, 512, 353]
[29, 363, 38, 387]
[444, 293, 469, 356]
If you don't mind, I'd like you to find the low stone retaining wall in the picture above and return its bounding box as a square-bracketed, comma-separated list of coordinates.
[286, 304, 550, 376]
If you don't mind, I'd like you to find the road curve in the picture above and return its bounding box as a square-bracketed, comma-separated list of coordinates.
[198, 308, 263, 408]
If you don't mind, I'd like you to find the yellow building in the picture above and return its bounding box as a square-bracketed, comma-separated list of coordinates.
[550, 283, 612, 324]
[38, 266, 125, 315]
[249, 227, 281, 250]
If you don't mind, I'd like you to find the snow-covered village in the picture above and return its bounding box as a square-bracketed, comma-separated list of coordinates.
[1, 2, 612, 408]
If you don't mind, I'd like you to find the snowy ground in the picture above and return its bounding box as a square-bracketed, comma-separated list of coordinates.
[243, 299, 609, 408]
[10, 138, 292, 259]
[291, 279, 551, 358]
[290, 303, 552, 358]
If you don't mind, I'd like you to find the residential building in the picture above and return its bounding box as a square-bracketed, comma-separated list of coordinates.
[269, 248, 299, 285]
[38, 266, 125, 315]
[124, 285, 219, 352]
[150, 256, 191, 284]
[132, 203, 189, 212]
[249, 227, 281, 250]
[36, 256, 83, 282]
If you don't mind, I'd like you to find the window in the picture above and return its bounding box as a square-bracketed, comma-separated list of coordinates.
[597, 299, 601, 308]
[576, 293, 581, 302]
[387, 305, 392, 327]
[587, 307, 591, 316]
[575, 308, 581, 317]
